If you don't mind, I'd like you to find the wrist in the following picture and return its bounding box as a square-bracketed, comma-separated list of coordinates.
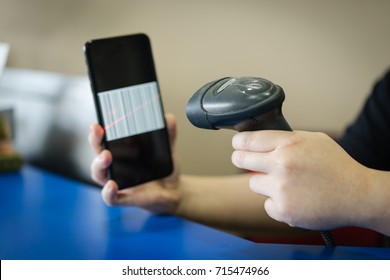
[172, 174, 196, 218]
[360, 169, 390, 235]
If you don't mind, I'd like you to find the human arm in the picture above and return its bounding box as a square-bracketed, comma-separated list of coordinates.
[89, 114, 299, 236]
[338, 70, 390, 171]
[231, 130, 390, 237]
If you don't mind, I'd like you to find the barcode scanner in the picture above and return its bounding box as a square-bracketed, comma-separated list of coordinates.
[186, 76, 335, 246]
[186, 77, 291, 131]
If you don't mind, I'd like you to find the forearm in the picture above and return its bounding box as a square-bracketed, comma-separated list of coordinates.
[175, 173, 297, 236]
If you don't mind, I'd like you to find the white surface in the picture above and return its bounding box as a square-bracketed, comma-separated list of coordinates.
[0, 43, 10, 77]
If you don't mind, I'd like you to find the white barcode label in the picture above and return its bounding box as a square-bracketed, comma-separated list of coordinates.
[98, 81, 164, 141]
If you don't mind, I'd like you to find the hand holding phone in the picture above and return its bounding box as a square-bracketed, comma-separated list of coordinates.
[84, 34, 173, 189]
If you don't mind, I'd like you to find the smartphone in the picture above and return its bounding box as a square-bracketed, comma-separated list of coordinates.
[84, 34, 173, 189]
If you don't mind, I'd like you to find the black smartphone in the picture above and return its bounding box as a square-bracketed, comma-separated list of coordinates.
[84, 33, 173, 189]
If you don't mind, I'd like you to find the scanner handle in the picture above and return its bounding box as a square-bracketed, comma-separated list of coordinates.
[233, 108, 292, 132]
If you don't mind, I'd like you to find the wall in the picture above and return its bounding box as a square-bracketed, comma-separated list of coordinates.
[1, 0, 390, 175]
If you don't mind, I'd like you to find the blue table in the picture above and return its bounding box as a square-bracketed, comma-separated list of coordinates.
[0, 166, 389, 260]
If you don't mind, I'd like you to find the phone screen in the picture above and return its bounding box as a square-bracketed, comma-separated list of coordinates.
[84, 34, 173, 189]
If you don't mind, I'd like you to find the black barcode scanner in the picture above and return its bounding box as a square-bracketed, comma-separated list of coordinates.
[186, 77, 291, 132]
[186, 76, 335, 246]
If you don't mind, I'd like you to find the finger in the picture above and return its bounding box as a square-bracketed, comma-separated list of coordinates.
[101, 180, 138, 206]
[165, 113, 177, 148]
[90, 150, 112, 185]
[101, 180, 121, 206]
[249, 173, 275, 198]
[231, 150, 273, 173]
[89, 123, 104, 154]
[248, 175, 283, 223]
[232, 130, 293, 152]
[263, 198, 284, 224]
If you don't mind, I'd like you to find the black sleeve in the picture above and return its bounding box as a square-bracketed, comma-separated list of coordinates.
[338, 70, 390, 171]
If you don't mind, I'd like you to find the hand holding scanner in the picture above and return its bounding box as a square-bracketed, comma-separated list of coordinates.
[186, 76, 335, 246]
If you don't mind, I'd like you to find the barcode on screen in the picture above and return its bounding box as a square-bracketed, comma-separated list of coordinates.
[98, 81, 164, 141]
